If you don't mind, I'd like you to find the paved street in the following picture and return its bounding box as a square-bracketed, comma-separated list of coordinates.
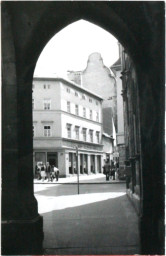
[34, 176, 140, 255]
[34, 173, 125, 184]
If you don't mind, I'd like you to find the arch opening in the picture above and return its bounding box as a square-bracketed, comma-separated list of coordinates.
[2, 2, 164, 255]
[32, 19, 141, 255]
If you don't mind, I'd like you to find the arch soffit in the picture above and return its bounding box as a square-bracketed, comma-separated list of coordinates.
[5, 2, 153, 80]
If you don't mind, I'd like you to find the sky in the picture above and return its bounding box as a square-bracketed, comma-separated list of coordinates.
[34, 20, 119, 78]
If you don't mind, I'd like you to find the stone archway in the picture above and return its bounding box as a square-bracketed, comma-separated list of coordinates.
[2, 2, 164, 254]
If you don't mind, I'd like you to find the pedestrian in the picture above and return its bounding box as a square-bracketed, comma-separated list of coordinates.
[111, 160, 115, 180]
[41, 164, 46, 182]
[104, 159, 110, 181]
[50, 165, 55, 181]
[46, 162, 51, 181]
[54, 166, 59, 181]
[37, 164, 41, 180]
[35, 164, 38, 179]
[115, 161, 119, 180]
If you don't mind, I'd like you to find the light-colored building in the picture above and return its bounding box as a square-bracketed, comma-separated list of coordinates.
[67, 52, 117, 134]
[33, 77, 104, 177]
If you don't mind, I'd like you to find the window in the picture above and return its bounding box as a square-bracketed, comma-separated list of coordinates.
[43, 84, 50, 89]
[96, 112, 99, 122]
[75, 104, 79, 115]
[75, 91, 78, 97]
[75, 126, 79, 140]
[67, 101, 71, 112]
[83, 107, 86, 118]
[89, 130, 93, 142]
[32, 126, 35, 137]
[82, 94, 85, 100]
[44, 126, 51, 137]
[32, 99, 34, 110]
[67, 124, 72, 138]
[89, 98, 92, 103]
[90, 110, 93, 120]
[43, 99, 51, 110]
[96, 131, 100, 143]
[66, 87, 70, 93]
[96, 101, 98, 105]
[82, 128, 87, 142]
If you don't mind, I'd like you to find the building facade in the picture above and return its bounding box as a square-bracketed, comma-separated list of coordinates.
[120, 47, 142, 213]
[111, 44, 126, 174]
[67, 52, 117, 134]
[33, 77, 103, 177]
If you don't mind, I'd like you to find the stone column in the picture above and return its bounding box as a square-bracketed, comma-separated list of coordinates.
[65, 152, 69, 177]
[82, 154, 85, 173]
[94, 155, 98, 173]
[87, 155, 91, 174]
[100, 155, 103, 173]
[2, 7, 43, 254]
[71, 153, 74, 174]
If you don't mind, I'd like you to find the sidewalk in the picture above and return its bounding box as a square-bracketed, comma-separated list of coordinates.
[34, 173, 125, 184]
[34, 181, 139, 255]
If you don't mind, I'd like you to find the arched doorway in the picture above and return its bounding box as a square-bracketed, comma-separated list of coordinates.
[2, 2, 164, 255]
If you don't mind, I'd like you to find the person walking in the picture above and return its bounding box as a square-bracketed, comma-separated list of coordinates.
[104, 159, 110, 181]
[110, 160, 115, 180]
[115, 161, 119, 180]
[54, 166, 59, 181]
[37, 164, 41, 180]
[50, 165, 55, 182]
[41, 164, 46, 182]
[46, 162, 51, 181]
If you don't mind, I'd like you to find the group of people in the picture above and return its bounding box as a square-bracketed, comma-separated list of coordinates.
[103, 159, 119, 181]
[35, 162, 60, 182]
